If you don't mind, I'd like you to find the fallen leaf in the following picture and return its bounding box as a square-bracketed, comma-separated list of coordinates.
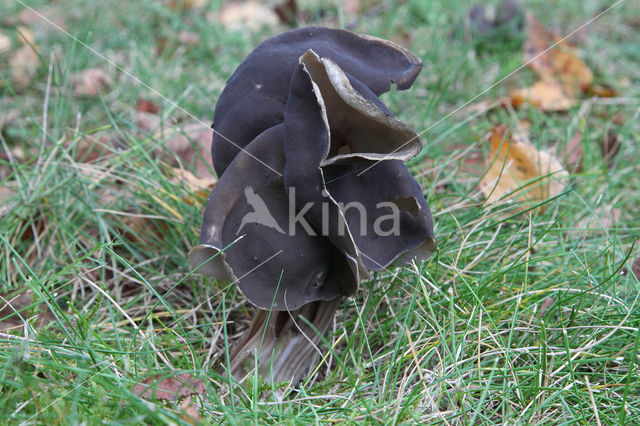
[176, 30, 200, 46]
[171, 167, 216, 205]
[573, 206, 621, 240]
[10, 45, 39, 87]
[216, 1, 280, 31]
[179, 396, 202, 425]
[136, 98, 160, 115]
[0, 289, 55, 332]
[0, 32, 11, 54]
[564, 131, 583, 173]
[120, 215, 171, 247]
[66, 132, 120, 163]
[137, 112, 213, 178]
[168, 0, 208, 11]
[344, 0, 362, 14]
[601, 129, 620, 167]
[510, 79, 574, 111]
[72, 68, 113, 96]
[539, 296, 554, 317]
[612, 112, 626, 126]
[16, 26, 36, 47]
[524, 14, 593, 94]
[274, 0, 297, 26]
[133, 372, 205, 401]
[172, 168, 216, 193]
[10, 27, 39, 87]
[587, 84, 616, 98]
[480, 125, 569, 212]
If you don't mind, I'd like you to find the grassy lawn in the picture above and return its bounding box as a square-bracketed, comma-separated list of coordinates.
[1, 0, 639, 423]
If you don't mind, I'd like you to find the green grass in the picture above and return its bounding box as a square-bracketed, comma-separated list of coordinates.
[1, 0, 639, 423]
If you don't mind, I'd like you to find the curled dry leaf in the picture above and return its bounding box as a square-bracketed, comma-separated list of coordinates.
[215, 1, 280, 31]
[73, 68, 113, 96]
[510, 79, 574, 111]
[564, 131, 583, 173]
[601, 129, 621, 167]
[480, 125, 569, 212]
[136, 98, 160, 114]
[524, 14, 593, 94]
[509, 13, 599, 112]
[133, 372, 205, 401]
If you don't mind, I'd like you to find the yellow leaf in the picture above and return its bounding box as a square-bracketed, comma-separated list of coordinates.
[523, 14, 593, 94]
[480, 125, 568, 212]
[510, 79, 574, 111]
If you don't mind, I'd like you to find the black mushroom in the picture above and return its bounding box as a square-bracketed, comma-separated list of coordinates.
[190, 27, 436, 384]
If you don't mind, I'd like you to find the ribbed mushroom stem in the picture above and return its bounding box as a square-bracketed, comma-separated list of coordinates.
[230, 298, 342, 385]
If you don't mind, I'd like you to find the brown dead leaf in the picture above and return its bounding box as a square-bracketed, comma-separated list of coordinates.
[274, 0, 297, 26]
[480, 125, 569, 211]
[587, 84, 617, 98]
[172, 168, 215, 192]
[179, 396, 202, 425]
[136, 98, 160, 115]
[168, 0, 207, 11]
[137, 112, 213, 178]
[133, 372, 205, 401]
[10, 45, 39, 87]
[0, 289, 55, 332]
[564, 131, 583, 173]
[0, 32, 11, 54]
[524, 14, 593, 94]
[171, 167, 216, 204]
[601, 129, 620, 167]
[73, 68, 113, 97]
[510, 79, 574, 111]
[66, 132, 120, 163]
[539, 296, 554, 317]
[215, 1, 280, 31]
[120, 215, 171, 247]
[10, 27, 39, 87]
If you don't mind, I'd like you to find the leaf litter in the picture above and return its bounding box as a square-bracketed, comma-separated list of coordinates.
[479, 124, 569, 212]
